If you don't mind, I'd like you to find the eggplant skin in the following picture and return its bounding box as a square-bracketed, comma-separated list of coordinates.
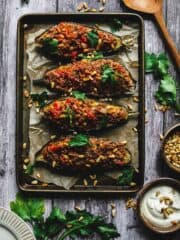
[35, 136, 131, 173]
[41, 97, 128, 132]
[44, 59, 134, 97]
[36, 22, 122, 59]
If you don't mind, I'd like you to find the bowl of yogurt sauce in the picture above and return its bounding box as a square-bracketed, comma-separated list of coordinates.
[137, 178, 180, 233]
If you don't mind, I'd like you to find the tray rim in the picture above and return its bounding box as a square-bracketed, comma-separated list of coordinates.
[16, 12, 145, 194]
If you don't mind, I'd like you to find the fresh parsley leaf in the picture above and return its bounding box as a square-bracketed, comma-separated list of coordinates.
[145, 52, 157, 73]
[42, 38, 59, 55]
[65, 106, 74, 126]
[10, 193, 31, 221]
[87, 30, 99, 48]
[145, 52, 170, 76]
[31, 91, 48, 108]
[45, 208, 66, 237]
[10, 193, 45, 221]
[69, 134, 89, 147]
[155, 74, 177, 105]
[102, 64, 117, 84]
[78, 51, 104, 60]
[117, 167, 135, 186]
[110, 18, 123, 33]
[155, 53, 170, 76]
[97, 224, 120, 240]
[71, 91, 86, 100]
[25, 164, 34, 175]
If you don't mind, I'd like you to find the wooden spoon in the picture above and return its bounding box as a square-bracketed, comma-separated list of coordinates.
[123, 0, 180, 69]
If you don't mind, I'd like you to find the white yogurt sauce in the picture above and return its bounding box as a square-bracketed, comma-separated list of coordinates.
[140, 185, 180, 228]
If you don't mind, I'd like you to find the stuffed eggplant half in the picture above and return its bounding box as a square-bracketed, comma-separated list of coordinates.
[34, 59, 134, 97]
[41, 97, 128, 132]
[35, 135, 131, 173]
[36, 22, 123, 60]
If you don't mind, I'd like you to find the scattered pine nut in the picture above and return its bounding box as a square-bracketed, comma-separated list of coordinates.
[132, 127, 138, 132]
[99, 7, 105, 12]
[133, 96, 139, 102]
[74, 206, 81, 211]
[52, 161, 56, 168]
[23, 164, 27, 170]
[83, 178, 88, 186]
[111, 208, 116, 217]
[77, 3, 84, 11]
[130, 182, 136, 187]
[31, 180, 38, 185]
[145, 118, 149, 124]
[79, 216, 84, 221]
[90, 8, 97, 12]
[160, 134, 164, 140]
[83, 2, 88, 9]
[93, 179, 98, 186]
[36, 173, 41, 178]
[120, 140, 127, 145]
[127, 104, 133, 111]
[111, 203, 116, 209]
[154, 103, 158, 111]
[24, 158, 30, 164]
[102, 0, 106, 5]
[23, 75, 27, 81]
[22, 142, 27, 149]
[125, 198, 137, 210]
[23, 90, 29, 98]
[50, 135, 56, 140]
[89, 174, 96, 180]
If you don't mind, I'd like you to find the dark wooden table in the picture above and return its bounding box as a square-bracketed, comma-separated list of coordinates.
[0, 0, 179, 239]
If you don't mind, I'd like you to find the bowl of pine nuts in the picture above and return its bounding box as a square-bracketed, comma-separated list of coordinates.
[162, 123, 180, 173]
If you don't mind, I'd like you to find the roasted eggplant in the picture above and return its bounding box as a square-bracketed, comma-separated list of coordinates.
[36, 22, 123, 60]
[41, 97, 128, 132]
[35, 135, 131, 173]
[34, 59, 134, 97]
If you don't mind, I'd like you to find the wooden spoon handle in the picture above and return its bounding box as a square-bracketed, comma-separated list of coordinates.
[154, 11, 180, 69]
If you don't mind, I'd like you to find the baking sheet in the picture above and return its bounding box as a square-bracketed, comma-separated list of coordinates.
[16, 13, 145, 193]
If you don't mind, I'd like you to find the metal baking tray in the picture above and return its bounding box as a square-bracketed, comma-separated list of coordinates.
[16, 13, 145, 193]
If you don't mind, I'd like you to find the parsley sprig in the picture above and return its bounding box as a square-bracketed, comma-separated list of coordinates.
[71, 91, 86, 100]
[11, 194, 120, 240]
[87, 30, 99, 48]
[110, 18, 123, 33]
[102, 64, 117, 84]
[42, 38, 59, 56]
[117, 167, 135, 186]
[145, 52, 179, 111]
[31, 91, 48, 108]
[69, 134, 89, 147]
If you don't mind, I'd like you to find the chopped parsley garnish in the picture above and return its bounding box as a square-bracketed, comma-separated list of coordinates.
[117, 167, 135, 186]
[87, 30, 99, 48]
[31, 91, 48, 108]
[11, 193, 120, 240]
[42, 38, 59, 55]
[24, 164, 34, 175]
[102, 64, 117, 84]
[71, 91, 86, 100]
[110, 18, 123, 33]
[65, 106, 74, 126]
[69, 134, 89, 147]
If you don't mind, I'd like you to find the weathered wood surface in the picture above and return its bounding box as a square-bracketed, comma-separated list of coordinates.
[0, 0, 179, 239]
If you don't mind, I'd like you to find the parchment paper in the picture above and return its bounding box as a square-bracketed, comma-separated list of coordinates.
[24, 21, 140, 189]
